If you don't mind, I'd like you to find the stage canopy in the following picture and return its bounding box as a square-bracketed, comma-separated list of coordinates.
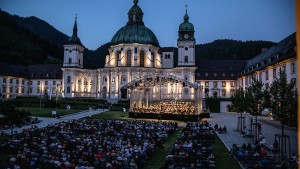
[121, 74, 203, 115]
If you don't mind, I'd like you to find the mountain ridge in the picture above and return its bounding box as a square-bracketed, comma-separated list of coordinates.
[0, 9, 276, 68]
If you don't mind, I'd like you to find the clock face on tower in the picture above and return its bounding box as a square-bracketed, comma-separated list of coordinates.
[184, 34, 189, 39]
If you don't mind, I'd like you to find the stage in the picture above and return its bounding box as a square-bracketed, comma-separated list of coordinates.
[129, 112, 210, 122]
[122, 74, 204, 122]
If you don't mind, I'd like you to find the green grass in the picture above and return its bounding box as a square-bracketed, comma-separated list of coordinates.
[91, 111, 131, 120]
[91, 111, 187, 127]
[17, 107, 83, 117]
[144, 127, 184, 169]
[213, 134, 241, 169]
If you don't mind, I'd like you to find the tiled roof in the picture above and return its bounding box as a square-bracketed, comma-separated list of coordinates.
[195, 60, 247, 80]
[0, 62, 63, 79]
[0, 62, 28, 78]
[160, 47, 177, 53]
[241, 32, 296, 75]
[28, 64, 63, 79]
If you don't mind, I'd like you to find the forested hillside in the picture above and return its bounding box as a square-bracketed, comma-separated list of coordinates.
[0, 9, 64, 65]
[195, 39, 275, 60]
[13, 15, 69, 47]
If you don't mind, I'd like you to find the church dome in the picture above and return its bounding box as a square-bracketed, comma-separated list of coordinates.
[111, 0, 159, 47]
[111, 25, 159, 47]
[179, 9, 194, 31]
[179, 21, 194, 31]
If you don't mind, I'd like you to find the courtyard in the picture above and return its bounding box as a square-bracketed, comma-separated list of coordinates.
[0, 108, 297, 169]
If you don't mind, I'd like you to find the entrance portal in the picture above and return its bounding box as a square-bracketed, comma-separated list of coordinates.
[121, 88, 127, 99]
[102, 86, 107, 99]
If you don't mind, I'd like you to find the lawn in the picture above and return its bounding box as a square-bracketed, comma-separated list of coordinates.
[213, 134, 241, 169]
[144, 127, 184, 169]
[17, 107, 83, 117]
[92, 111, 187, 126]
[91, 111, 130, 120]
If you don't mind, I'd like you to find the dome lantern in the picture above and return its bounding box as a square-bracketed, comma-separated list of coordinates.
[127, 0, 144, 26]
[111, 0, 159, 47]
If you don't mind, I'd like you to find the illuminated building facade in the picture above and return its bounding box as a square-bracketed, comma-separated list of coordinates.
[61, 0, 198, 102]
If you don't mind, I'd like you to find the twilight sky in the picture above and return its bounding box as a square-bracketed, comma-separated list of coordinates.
[0, 0, 296, 50]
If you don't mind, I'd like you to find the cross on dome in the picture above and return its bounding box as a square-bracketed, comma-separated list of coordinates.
[184, 5, 189, 21]
[185, 4, 188, 13]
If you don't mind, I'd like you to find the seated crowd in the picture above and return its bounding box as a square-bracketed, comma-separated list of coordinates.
[132, 101, 196, 115]
[231, 142, 298, 169]
[162, 121, 216, 169]
[213, 124, 227, 134]
[0, 118, 177, 169]
[230, 142, 277, 169]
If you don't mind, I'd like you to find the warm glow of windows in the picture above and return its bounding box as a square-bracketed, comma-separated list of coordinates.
[222, 82, 226, 87]
[205, 81, 209, 87]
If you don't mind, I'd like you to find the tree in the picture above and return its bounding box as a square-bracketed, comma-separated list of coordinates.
[262, 83, 271, 111]
[247, 76, 264, 120]
[269, 69, 297, 158]
[0, 104, 31, 133]
[247, 76, 264, 143]
[230, 88, 250, 131]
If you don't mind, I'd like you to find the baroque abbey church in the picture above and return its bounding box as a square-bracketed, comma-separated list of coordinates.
[62, 0, 198, 101]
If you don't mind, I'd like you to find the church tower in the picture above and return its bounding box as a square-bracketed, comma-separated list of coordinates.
[177, 6, 195, 67]
[63, 16, 84, 68]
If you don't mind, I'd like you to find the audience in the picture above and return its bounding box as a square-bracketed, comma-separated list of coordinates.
[162, 121, 215, 169]
[0, 118, 177, 169]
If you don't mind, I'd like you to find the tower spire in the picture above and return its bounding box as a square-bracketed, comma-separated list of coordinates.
[184, 5, 189, 21]
[73, 14, 78, 36]
[185, 4, 188, 14]
[134, 0, 138, 5]
[68, 13, 84, 47]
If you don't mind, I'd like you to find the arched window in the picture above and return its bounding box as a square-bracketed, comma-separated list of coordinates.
[126, 50, 132, 66]
[68, 58, 72, 64]
[116, 51, 121, 66]
[67, 86, 70, 93]
[121, 76, 127, 84]
[140, 50, 145, 67]
[184, 56, 188, 63]
[151, 52, 155, 67]
[67, 76, 71, 84]
[103, 76, 107, 84]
